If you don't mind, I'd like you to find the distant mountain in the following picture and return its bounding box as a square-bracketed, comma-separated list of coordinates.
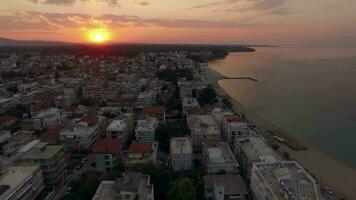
[0, 38, 77, 47]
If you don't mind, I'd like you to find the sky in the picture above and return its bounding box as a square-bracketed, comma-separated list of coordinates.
[0, 0, 356, 45]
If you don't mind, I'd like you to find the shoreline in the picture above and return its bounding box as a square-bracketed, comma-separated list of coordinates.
[203, 64, 356, 200]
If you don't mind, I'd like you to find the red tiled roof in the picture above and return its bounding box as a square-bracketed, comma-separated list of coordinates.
[187, 107, 204, 115]
[205, 138, 221, 147]
[129, 142, 153, 154]
[225, 115, 248, 123]
[80, 115, 99, 126]
[41, 125, 64, 144]
[142, 106, 165, 115]
[92, 138, 123, 154]
[0, 116, 16, 124]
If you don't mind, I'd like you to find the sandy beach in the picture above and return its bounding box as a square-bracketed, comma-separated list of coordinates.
[203, 66, 356, 200]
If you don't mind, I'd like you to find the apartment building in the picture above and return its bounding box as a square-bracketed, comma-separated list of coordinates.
[135, 116, 158, 142]
[92, 172, 154, 200]
[0, 165, 45, 200]
[170, 137, 193, 171]
[92, 138, 123, 172]
[127, 141, 158, 167]
[20, 142, 67, 187]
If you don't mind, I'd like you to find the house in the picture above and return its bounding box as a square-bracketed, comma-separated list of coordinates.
[20, 142, 68, 187]
[127, 141, 158, 167]
[204, 174, 248, 200]
[92, 171, 154, 200]
[92, 138, 123, 172]
[188, 115, 221, 153]
[135, 116, 158, 142]
[250, 161, 320, 200]
[170, 137, 193, 171]
[0, 165, 45, 200]
[60, 115, 103, 152]
[202, 141, 239, 174]
[141, 106, 165, 124]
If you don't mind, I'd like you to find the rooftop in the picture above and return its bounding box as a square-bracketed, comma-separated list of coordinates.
[170, 137, 192, 154]
[106, 119, 126, 132]
[0, 165, 40, 199]
[92, 138, 123, 154]
[129, 142, 155, 154]
[204, 174, 247, 194]
[253, 161, 319, 200]
[21, 142, 63, 160]
[206, 142, 238, 166]
[236, 136, 278, 163]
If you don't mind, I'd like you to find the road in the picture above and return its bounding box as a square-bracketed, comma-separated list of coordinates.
[52, 153, 96, 200]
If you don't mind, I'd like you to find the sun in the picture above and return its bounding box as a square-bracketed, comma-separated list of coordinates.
[88, 28, 111, 44]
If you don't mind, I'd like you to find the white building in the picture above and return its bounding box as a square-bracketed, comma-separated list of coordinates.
[178, 78, 193, 98]
[106, 118, 132, 140]
[188, 115, 221, 152]
[170, 137, 193, 171]
[32, 108, 65, 131]
[202, 142, 239, 174]
[92, 172, 154, 200]
[235, 135, 279, 176]
[60, 115, 103, 152]
[204, 174, 248, 200]
[135, 116, 158, 141]
[250, 161, 320, 200]
[0, 165, 45, 200]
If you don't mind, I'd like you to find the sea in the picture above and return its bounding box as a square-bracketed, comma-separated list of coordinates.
[209, 46, 356, 169]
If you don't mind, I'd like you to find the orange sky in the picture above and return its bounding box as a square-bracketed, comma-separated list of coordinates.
[0, 0, 356, 45]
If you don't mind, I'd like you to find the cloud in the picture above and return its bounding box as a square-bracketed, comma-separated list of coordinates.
[28, 0, 119, 5]
[139, 1, 150, 6]
[238, 0, 286, 11]
[0, 10, 263, 32]
[190, 0, 239, 9]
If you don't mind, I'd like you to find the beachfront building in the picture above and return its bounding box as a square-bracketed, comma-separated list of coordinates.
[0, 165, 45, 200]
[250, 161, 320, 200]
[235, 135, 279, 176]
[92, 138, 123, 172]
[223, 115, 249, 144]
[202, 141, 239, 174]
[178, 78, 193, 98]
[203, 174, 248, 200]
[188, 114, 221, 152]
[92, 171, 154, 200]
[135, 116, 158, 142]
[170, 137, 193, 171]
[127, 141, 158, 167]
[60, 115, 103, 152]
[20, 142, 67, 187]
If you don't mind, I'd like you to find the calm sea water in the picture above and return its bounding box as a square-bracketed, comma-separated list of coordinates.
[209, 47, 356, 169]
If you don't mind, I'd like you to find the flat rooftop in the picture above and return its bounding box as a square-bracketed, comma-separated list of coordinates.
[21, 143, 62, 160]
[0, 165, 40, 199]
[207, 142, 238, 165]
[254, 161, 319, 200]
[236, 136, 278, 162]
[170, 137, 192, 154]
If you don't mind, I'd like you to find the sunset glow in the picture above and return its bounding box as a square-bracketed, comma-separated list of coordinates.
[88, 28, 111, 44]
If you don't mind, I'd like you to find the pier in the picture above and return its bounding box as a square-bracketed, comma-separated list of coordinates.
[220, 75, 258, 82]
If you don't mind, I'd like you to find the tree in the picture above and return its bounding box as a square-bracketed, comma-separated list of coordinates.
[198, 85, 218, 106]
[6, 86, 18, 93]
[166, 178, 197, 200]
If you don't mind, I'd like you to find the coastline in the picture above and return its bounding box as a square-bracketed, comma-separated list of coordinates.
[203, 64, 356, 200]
